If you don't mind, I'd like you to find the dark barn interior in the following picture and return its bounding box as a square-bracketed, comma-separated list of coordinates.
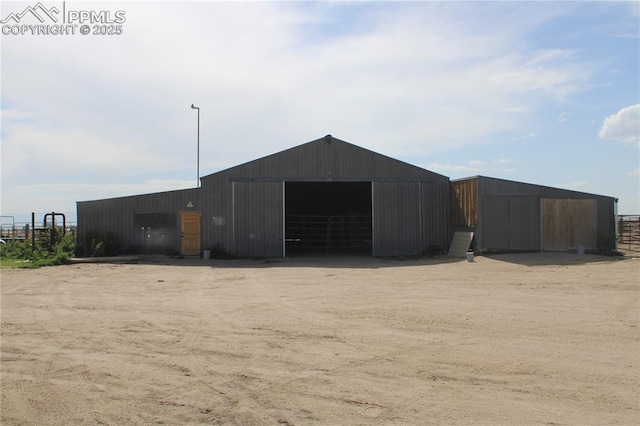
[285, 182, 372, 254]
[133, 212, 178, 253]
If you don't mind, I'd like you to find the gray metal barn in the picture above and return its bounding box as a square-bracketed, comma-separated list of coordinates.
[77, 135, 451, 257]
[451, 176, 617, 253]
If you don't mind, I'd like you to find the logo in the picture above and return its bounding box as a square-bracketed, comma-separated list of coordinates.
[1, 2, 126, 36]
[1, 3, 59, 24]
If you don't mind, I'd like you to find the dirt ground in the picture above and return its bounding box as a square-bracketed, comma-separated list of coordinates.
[1, 252, 639, 425]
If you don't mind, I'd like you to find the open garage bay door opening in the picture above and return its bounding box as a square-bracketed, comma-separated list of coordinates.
[285, 182, 372, 255]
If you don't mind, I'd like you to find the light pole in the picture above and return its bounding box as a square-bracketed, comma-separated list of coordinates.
[190, 104, 200, 187]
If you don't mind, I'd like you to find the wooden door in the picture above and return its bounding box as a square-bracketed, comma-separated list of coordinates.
[180, 211, 201, 255]
[541, 199, 596, 251]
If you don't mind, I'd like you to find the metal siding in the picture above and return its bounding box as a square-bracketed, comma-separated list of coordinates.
[596, 197, 615, 241]
[508, 197, 540, 250]
[77, 188, 200, 253]
[202, 136, 450, 257]
[199, 177, 230, 254]
[202, 137, 446, 182]
[479, 197, 510, 251]
[479, 196, 540, 251]
[421, 179, 451, 251]
[372, 182, 421, 256]
[473, 176, 615, 253]
[78, 136, 453, 257]
[233, 181, 283, 257]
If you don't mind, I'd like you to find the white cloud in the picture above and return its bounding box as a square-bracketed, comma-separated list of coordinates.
[1, 180, 195, 222]
[558, 112, 573, 123]
[598, 104, 640, 145]
[0, 1, 631, 217]
[512, 133, 536, 141]
[426, 163, 481, 173]
[626, 168, 640, 177]
[427, 156, 518, 177]
[556, 181, 590, 190]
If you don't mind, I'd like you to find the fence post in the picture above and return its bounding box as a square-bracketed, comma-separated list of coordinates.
[31, 212, 36, 251]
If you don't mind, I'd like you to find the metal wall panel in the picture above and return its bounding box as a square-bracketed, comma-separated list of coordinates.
[372, 182, 421, 256]
[479, 196, 510, 251]
[79, 136, 452, 257]
[232, 181, 283, 257]
[421, 180, 451, 251]
[77, 188, 200, 253]
[479, 196, 540, 251]
[202, 136, 450, 257]
[507, 197, 541, 250]
[472, 176, 615, 251]
[201, 136, 448, 183]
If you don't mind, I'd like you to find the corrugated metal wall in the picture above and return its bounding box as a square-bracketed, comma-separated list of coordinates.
[453, 176, 615, 253]
[372, 182, 421, 256]
[76, 188, 200, 253]
[78, 140, 616, 258]
[200, 136, 451, 257]
[203, 136, 438, 181]
[77, 136, 452, 257]
[232, 181, 284, 257]
[480, 196, 540, 251]
[421, 180, 451, 251]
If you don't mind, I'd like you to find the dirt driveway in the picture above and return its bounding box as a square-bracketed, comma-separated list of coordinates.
[1, 253, 639, 425]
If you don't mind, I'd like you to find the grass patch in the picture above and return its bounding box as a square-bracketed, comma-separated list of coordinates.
[0, 230, 75, 269]
[0, 257, 33, 268]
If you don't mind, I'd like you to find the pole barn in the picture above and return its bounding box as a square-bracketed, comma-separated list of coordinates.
[77, 136, 451, 257]
[450, 176, 617, 253]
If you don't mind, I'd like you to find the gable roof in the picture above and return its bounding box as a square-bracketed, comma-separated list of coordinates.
[201, 135, 447, 182]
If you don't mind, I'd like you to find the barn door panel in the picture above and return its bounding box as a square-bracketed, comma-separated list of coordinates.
[233, 181, 284, 257]
[372, 182, 421, 256]
[480, 196, 540, 251]
[542, 199, 597, 251]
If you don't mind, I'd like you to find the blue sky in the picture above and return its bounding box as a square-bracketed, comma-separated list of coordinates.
[1, 1, 639, 225]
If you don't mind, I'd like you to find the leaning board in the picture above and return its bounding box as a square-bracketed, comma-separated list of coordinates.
[448, 231, 475, 257]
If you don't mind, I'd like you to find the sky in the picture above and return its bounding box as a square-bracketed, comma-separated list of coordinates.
[1, 0, 639, 225]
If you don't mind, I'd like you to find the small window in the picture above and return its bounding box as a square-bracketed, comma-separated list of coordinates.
[134, 213, 176, 228]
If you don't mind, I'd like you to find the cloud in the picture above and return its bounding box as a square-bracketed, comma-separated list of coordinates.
[598, 104, 640, 145]
[512, 133, 536, 141]
[626, 168, 640, 177]
[556, 181, 589, 190]
[1, 2, 598, 165]
[558, 112, 573, 123]
[0, 1, 627, 217]
[1, 180, 195, 222]
[426, 163, 480, 173]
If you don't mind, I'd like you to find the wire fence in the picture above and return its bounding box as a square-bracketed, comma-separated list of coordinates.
[0, 220, 77, 243]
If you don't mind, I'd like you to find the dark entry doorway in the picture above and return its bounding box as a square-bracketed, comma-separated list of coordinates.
[285, 182, 372, 254]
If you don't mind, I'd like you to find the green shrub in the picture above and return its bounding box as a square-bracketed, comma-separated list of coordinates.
[0, 230, 76, 268]
[597, 234, 624, 256]
[77, 231, 121, 257]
